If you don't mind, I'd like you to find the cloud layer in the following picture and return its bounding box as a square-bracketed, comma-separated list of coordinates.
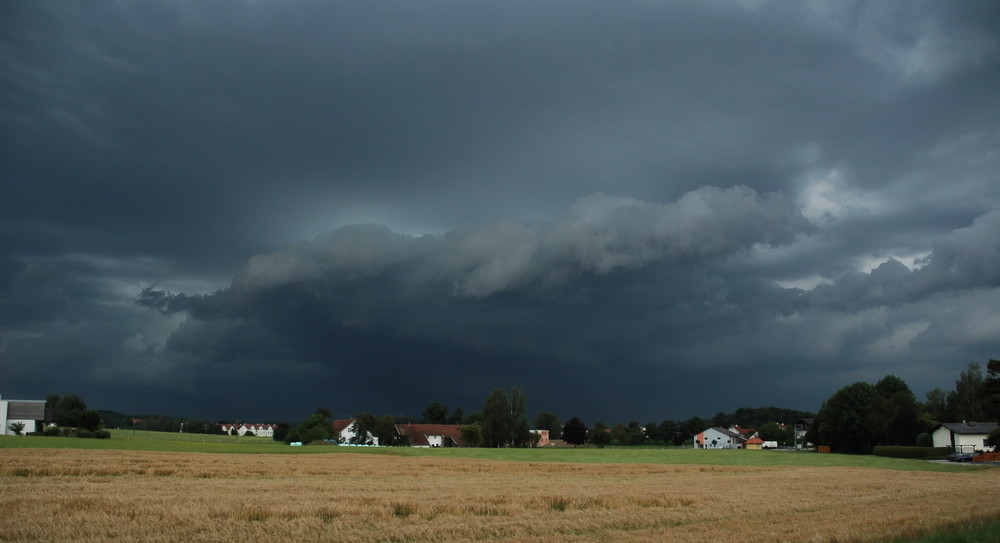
[2, 1, 998, 422]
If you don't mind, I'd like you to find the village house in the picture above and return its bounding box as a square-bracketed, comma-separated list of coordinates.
[331, 419, 380, 445]
[694, 427, 747, 449]
[531, 429, 550, 446]
[394, 423, 464, 447]
[932, 422, 998, 453]
[0, 395, 46, 436]
[219, 423, 277, 437]
[794, 418, 814, 449]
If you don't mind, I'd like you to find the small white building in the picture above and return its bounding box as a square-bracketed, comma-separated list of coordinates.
[1, 395, 46, 436]
[932, 422, 997, 453]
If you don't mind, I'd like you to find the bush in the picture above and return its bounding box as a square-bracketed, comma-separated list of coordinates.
[916, 433, 933, 447]
[987, 427, 1000, 449]
[76, 429, 93, 439]
[873, 446, 950, 459]
[92, 429, 111, 439]
[43, 426, 61, 437]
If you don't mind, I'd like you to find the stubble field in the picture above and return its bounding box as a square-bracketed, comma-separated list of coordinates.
[1, 448, 998, 543]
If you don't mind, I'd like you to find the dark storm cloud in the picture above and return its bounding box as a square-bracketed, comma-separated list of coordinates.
[2, 1, 999, 421]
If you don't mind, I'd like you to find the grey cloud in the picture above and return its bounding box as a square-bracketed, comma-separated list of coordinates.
[231, 186, 810, 299]
[806, 210, 1000, 311]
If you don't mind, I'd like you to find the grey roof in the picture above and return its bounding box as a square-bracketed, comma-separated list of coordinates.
[4, 399, 45, 420]
[937, 422, 998, 435]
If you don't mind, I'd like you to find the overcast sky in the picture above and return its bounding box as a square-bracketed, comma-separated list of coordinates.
[2, 1, 999, 425]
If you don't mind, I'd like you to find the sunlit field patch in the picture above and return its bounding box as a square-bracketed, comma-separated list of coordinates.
[1, 448, 998, 542]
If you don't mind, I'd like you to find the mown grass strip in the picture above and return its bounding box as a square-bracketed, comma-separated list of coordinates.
[0, 432, 989, 472]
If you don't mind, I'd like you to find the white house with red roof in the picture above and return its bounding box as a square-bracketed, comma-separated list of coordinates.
[394, 423, 464, 447]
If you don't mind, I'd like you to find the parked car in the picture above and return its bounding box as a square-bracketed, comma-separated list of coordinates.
[947, 452, 973, 462]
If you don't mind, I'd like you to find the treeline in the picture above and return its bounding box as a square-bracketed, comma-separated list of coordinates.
[550, 405, 812, 448]
[281, 387, 537, 447]
[420, 399, 811, 447]
[808, 360, 1000, 454]
[99, 411, 227, 435]
[277, 384, 814, 448]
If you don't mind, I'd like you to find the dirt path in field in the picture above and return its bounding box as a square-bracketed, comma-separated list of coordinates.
[2, 449, 998, 542]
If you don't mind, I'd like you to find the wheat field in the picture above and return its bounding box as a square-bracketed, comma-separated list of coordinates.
[1, 449, 998, 542]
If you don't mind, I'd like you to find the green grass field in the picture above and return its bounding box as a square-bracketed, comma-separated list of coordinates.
[0, 430, 986, 473]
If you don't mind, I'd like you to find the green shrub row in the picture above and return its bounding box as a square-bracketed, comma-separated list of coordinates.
[873, 446, 950, 459]
[29, 426, 111, 439]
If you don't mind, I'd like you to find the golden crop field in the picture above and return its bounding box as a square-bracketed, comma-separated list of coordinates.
[1, 449, 998, 543]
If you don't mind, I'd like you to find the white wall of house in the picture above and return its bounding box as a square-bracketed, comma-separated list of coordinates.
[220, 423, 275, 437]
[932, 426, 994, 452]
[0, 399, 8, 435]
[696, 428, 744, 449]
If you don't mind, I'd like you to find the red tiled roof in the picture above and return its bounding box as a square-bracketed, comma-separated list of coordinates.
[331, 419, 355, 434]
[746, 436, 765, 444]
[394, 424, 464, 447]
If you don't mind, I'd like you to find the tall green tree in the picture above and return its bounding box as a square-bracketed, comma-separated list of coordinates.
[588, 422, 611, 445]
[284, 413, 333, 444]
[658, 419, 682, 445]
[448, 406, 465, 425]
[814, 382, 889, 454]
[421, 402, 449, 424]
[460, 423, 483, 447]
[643, 421, 662, 444]
[481, 389, 511, 448]
[480, 387, 532, 447]
[980, 359, 1000, 421]
[561, 417, 588, 446]
[272, 422, 291, 442]
[875, 375, 925, 445]
[924, 387, 949, 424]
[373, 415, 400, 446]
[509, 387, 532, 447]
[611, 421, 645, 445]
[947, 363, 985, 421]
